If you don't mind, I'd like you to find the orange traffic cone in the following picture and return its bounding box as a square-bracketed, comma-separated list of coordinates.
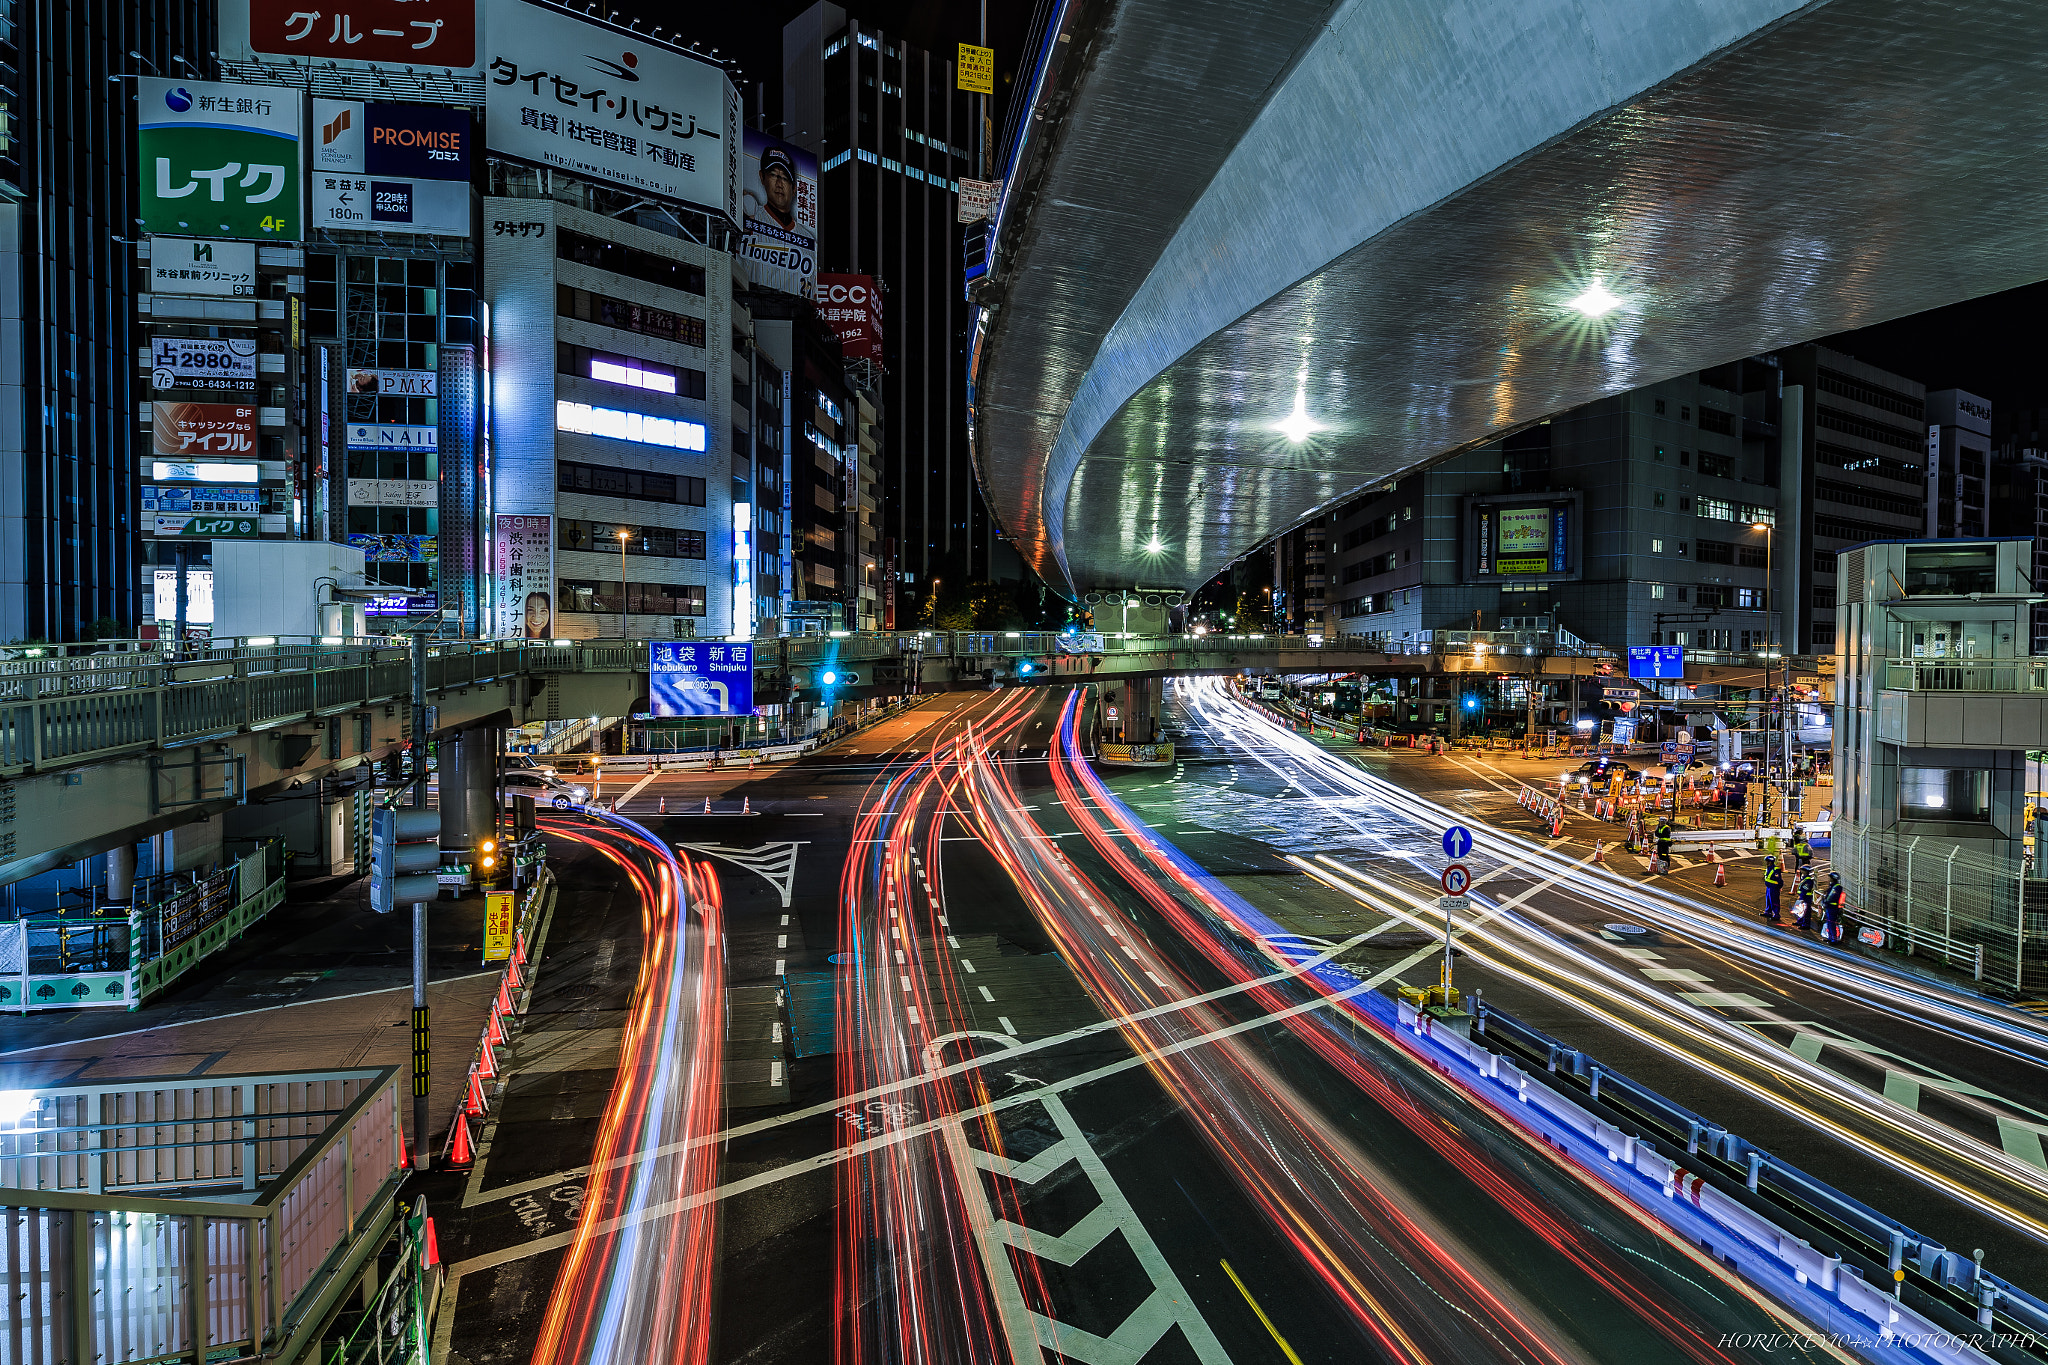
[1593, 840, 1605, 864]
[447, 1113, 476, 1167]
[743, 796, 751, 814]
[477, 1037, 498, 1080]
[703, 797, 712, 814]
[659, 796, 667, 814]
[495, 977, 514, 1017]
[485, 1008, 504, 1049]
[512, 934, 528, 967]
[464, 1068, 489, 1117]
[1714, 860, 1727, 887]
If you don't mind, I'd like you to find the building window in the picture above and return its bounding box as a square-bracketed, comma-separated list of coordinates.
[1681, 406, 1691, 421]
[558, 343, 707, 399]
[1679, 450, 1690, 467]
[1654, 445, 1665, 462]
[1651, 538, 1664, 554]
[1654, 491, 1666, 508]
[1676, 587, 1688, 602]
[557, 229, 707, 296]
[1696, 497, 1736, 521]
[1672, 631, 1688, 646]
[558, 519, 707, 559]
[1655, 399, 1666, 415]
[558, 460, 707, 506]
[1698, 452, 1734, 479]
[1677, 541, 1688, 556]
[1650, 583, 1665, 599]
[558, 285, 708, 349]
[1735, 587, 1759, 609]
[557, 578, 708, 617]
[556, 400, 708, 453]
[1742, 506, 1775, 527]
[1900, 767, 1990, 822]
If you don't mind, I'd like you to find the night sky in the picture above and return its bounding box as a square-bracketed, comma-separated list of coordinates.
[1819, 278, 2048, 425]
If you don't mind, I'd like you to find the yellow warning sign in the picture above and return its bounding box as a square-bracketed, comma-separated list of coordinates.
[957, 43, 995, 95]
[484, 891, 515, 963]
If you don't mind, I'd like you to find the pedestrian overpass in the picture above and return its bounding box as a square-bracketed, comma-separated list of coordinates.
[0, 631, 1812, 885]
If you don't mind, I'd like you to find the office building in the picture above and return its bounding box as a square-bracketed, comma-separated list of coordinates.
[1991, 410, 2048, 654]
[481, 190, 741, 639]
[1923, 389, 1993, 541]
[0, 2, 217, 641]
[1324, 346, 1933, 660]
[782, 3, 978, 591]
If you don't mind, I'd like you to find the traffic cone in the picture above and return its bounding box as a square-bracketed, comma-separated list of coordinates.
[743, 796, 752, 814]
[1593, 840, 1604, 864]
[1714, 860, 1726, 887]
[447, 1113, 476, 1168]
[464, 1068, 489, 1117]
[477, 1037, 498, 1080]
[495, 976, 514, 1017]
[512, 934, 528, 967]
[485, 1008, 504, 1049]
[703, 797, 712, 814]
[659, 796, 667, 814]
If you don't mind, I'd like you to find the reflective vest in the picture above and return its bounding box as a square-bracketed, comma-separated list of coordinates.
[1793, 838, 1811, 860]
[1762, 866, 1782, 889]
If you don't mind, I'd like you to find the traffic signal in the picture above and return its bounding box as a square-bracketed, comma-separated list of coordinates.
[477, 836, 499, 887]
[821, 668, 860, 686]
[371, 808, 441, 914]
[1018, 658, 1050, 677]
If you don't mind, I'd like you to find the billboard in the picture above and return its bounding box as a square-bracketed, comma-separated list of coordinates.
[346, 423, 439, 453]
[144, 485, 261, 515]
[956, 43, 995, 95]
[148, 237, 257, 297]
[483, 0, 739, 223]
[1467, 495, 1578, 581]
[957, 178, 999, 224]
[313, 99, 472, 237]
[1628, 646, 1686, 680]
[151, 337, 257, 393]
[221, 0, 480, 73]
[819, 274, 883, 363]
[348, 367, 438, 397]
[153, 569, 215, 625]
[495, 513, 554, 638]
[139, 79, 301, 241]
[649, 642, 753, 717]
[737, 129, 817, 299]
[153, 403, 257, 457]
[348, 533, 435, 562]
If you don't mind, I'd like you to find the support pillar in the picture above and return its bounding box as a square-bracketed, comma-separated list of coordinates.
[438, 728, 496, 854]
[105, 843, 137, 904]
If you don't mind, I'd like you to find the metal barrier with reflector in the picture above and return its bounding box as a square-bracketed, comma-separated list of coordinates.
[0, 1066, 405, 1365]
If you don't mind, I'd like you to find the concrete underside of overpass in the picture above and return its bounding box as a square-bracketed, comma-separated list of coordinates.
[975, 0, 2048, 596]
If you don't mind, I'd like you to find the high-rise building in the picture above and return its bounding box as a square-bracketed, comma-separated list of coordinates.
[1321, 346, 1936, 660]
[1991, 409, 2048, 654]
[0, 1, 218, 641]
[782, 3, 979, 596]
[1923, 388, 1993, 540]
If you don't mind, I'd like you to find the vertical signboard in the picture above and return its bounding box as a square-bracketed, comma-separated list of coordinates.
[148, 237, 258, 296]
[956, 43, 995, 94]
[313, 99, 473, 236]
[483, 891, 515, 962]
[818, 275, 883, 363]
[649, 642, 754, 716]
[495, 513, 553, 637]
[153, 403, 258, 458]
[482, 0, 739, 223]
[738, 130, 817, 299]
[139, 79, 302, 240]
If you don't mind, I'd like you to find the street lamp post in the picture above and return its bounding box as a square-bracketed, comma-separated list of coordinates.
[1752, 519, 1776, 826]
[617, 527, 631, 640]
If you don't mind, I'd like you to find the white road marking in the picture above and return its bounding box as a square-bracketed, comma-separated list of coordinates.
[999, 1016, 1018, 1036]
[979, 986, 996, 1003]
[777, 935, 788, 949]
[1679, 990, 1770, 1008]
[960, 959, 977, 974]
[774, 959, 785, 975]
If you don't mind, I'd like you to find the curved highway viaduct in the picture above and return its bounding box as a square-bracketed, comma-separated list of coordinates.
[970, 0, 2048, 598]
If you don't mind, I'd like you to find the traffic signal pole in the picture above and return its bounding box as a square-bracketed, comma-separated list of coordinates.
[411, 632, 430, 1169]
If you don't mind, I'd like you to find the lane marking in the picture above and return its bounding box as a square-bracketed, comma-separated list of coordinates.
[979, 986, 996, 1003]
[1220, 1259, 1307, 1365]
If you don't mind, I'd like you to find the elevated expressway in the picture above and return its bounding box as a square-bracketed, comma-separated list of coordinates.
[0, 632, 1800, 883]
[969, 0, 2048, 596]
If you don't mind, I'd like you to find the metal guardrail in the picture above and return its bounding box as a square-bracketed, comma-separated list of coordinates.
[0, 1066, 405, 1365]
[1883, 659, 2048, 692]
[1474, 1002, 2048, 1350]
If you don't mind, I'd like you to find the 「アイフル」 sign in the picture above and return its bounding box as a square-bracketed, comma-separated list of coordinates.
[148, 237, 257, 296]
[483, 0, 739, 223]
[313, 99, 473, 237]
[139, 79, 301, 241]
[152, 403, 256, 457]
[151, 338, 257, 393]
[649, 642, 753, 717]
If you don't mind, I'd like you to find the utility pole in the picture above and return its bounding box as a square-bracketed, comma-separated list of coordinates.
[410, 631, 431, 1168]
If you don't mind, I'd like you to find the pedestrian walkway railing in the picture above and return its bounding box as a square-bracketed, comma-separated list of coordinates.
[0, 1066, 406, 1365]
[1882, 658, 2048, 692]
[0, 840, 285, 1012]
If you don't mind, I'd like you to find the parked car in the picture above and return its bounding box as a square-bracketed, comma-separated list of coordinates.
[499, 768, 586, 809]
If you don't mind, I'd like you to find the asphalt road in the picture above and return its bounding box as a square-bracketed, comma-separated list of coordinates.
[426, 678, 2048, 1363]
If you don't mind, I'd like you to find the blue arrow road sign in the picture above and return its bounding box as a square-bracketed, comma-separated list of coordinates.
[1442, 826, 1475, 860]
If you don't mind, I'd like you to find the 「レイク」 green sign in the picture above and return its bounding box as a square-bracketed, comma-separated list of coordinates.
[140, 79, 301, 241]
